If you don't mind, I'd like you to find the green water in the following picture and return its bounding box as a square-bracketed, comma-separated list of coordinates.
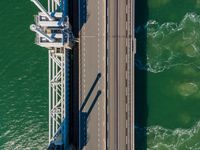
[136, 0, 200, 149]
[0, 0, 49, 149]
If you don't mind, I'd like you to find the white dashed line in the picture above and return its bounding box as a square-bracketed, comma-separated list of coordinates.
[97, 0, 101, 150]
[83, 25, 86, 150]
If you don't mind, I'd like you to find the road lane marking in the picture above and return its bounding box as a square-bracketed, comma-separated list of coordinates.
[126, 21, 128, 32]
[83, 25, 86, 150]
[97, 0, 100, 149]
[125, 0, 128, 149]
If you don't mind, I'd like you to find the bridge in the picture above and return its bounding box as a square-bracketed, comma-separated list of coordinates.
[30, 0, 135, 149]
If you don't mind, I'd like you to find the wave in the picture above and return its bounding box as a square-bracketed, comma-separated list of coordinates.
[136, 12, 200, 73]
[136, 121, 200, 150]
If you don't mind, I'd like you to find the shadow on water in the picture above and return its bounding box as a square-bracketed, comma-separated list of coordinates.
[69, 0, 88, 37]
[48, 118, 68, 150]
[135, 0, 149, 149]
[68, 0, 88, 149]
[79, 0, 88, 31]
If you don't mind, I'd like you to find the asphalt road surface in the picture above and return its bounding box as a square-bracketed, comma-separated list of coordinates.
[78, 0, 107, 149]
[107, 0, 134, 149]
[78, 0, 134, 149]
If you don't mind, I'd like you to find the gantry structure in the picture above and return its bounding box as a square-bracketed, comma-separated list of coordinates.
[30, 0, 135, 149]
[30, 0, 73, 149]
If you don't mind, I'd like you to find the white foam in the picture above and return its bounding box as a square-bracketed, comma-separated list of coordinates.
[146, 121, 200, 149]
[136, 13, 200, 73]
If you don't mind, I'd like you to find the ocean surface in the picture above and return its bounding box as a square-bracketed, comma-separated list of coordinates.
[0, 0, 49, 149]
[135, 0, 200, 149]
[3, 0, 200, 149]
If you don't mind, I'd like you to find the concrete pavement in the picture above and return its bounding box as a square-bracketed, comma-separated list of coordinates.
[77, 0, 134, 149]
[107, 0, 134, 149]
[79, 0, 107, 149]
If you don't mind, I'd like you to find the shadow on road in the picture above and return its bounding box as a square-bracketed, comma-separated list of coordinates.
[80, 90, 101, 149]
[135, 0, 149, 149]
[78, 73, 101, 149]
[79, 73, 101, 149]
[80, 73, 101, 112]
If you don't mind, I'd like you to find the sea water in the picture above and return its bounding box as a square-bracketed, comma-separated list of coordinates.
[0, 0, 48, 149]
[136, 0, 200, 149]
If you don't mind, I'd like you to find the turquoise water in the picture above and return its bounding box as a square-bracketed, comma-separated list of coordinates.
[0, 0, 48, 149]
[136, 0, 200, 149]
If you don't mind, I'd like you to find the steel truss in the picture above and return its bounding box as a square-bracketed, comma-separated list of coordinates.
[30, 0, 72, 148]
[47, 0, 70, 147]
[49, 48, 66, 144]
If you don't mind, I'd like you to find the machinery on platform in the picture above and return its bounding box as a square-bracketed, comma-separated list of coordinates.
[30, 0, 73, 149]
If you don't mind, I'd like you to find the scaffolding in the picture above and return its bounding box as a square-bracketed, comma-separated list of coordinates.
[30, 0, 71, 148]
